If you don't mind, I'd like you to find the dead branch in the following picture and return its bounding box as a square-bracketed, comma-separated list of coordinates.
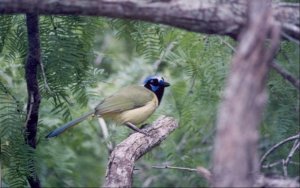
[260, 133, 300, 166]
[271, 61, 300, 91]
[202, 36, 300, 92]
[152, 164, 299, 187]
[212, 1, 281, 187]
[0, 0, 298, 41]
[103, 116, 178, 188]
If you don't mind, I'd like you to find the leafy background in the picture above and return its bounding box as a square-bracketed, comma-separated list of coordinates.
[0, 13, 299, 187]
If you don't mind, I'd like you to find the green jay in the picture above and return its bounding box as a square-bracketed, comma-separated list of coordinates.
[46, 76, 170, 138]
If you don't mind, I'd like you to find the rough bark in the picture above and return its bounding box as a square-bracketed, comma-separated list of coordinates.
[212, 1, 281, 187]
[104, 116, 178, 188]
[0, 0, 298, 40]
[25, 13, 41, 188]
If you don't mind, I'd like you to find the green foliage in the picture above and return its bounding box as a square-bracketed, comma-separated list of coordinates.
[0, 82, 36, 187]
[39, 16, 104, 120]
[0, 14, 299, 187]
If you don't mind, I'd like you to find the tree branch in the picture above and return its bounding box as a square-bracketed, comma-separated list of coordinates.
[0, 0, 298, 41]
[25, 13, 41, 188]
[260, 132, 300, 166]
[271, 61, 300, 91]
[152, 164, 300, 187]
[104, 116, 178, 188]
[212, 1, 281, 187]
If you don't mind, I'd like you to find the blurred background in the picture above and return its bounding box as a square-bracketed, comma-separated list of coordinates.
[0, 15, 299, 187]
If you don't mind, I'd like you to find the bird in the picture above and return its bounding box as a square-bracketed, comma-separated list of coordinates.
[46, 76, 170, 138]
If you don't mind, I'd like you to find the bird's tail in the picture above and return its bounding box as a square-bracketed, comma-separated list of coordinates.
[46, 111, 94, 138]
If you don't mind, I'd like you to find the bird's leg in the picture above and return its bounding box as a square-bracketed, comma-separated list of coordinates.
[125, 122, 150, 136]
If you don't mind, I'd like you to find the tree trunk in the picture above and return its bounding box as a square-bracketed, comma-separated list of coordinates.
[212, 1, 281, 187]
[25, 13, 41, 188]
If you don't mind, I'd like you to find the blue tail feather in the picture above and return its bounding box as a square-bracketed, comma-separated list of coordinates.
[46, 111, 94, 138]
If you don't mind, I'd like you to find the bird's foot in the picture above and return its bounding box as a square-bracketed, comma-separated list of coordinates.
[125, 122, 150, 136]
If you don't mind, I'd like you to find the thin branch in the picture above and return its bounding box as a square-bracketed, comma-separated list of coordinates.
[283, 139, 300, 176]
[152, 164, 300, 187]
[282, 159, 288, 177]
[262, 160, 283, 169]
[153, 41, 176, 73]
[260, 132, 300, 165]
[290, 161, 300, 165]
[152, 165, 199, 172]
[218, 36, 236, 53]
[271, 61, 300, 91]
[39, 59, 52, 93]
[281, 31, 300, 45]
[206, 36, 300, 93]
[152, 165, 212, 182]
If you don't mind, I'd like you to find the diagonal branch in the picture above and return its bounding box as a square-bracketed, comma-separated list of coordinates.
[271, 61, 300, 91]
[104, 116, 178, 188]
[25, 13, 41, 188]
[260, 132, 300, 166]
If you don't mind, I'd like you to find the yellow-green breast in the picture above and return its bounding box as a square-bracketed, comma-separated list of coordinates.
[94, 85, 158, 125]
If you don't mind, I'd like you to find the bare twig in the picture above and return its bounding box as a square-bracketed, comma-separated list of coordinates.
[262, 160, 283, 169]
[152, 165, 212, 182]
[281, 31, 300, 45]
[152, 165, 199, 172]
[218, 36, 236, 53]
[152, 164, 300, 187]
[285, 139, 300, 166]
[260, 132, 300, 165]
[283, 139, 300, 176]
[216, 37, 300, 91]
[104, 116, 178, 188]
[282, 159, 288, 177]
[271, 61, 300, 91]
[39, 59, 52, 93]
[153, 41, 176, 73]
[290, 161, 300, 165]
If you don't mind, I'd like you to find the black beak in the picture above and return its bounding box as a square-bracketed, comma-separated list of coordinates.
[164, 81, 170, 87]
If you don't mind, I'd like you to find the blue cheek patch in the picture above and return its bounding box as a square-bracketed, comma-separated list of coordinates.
[151, 85, 160, 92]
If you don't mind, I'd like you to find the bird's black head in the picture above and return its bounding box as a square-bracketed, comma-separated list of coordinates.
[143, 76, 170, 104]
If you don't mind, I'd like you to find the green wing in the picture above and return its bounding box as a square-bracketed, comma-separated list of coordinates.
[95, 85, 155, 115]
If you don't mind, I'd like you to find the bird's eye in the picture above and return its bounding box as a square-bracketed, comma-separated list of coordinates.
[151, 79, 159, 85]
